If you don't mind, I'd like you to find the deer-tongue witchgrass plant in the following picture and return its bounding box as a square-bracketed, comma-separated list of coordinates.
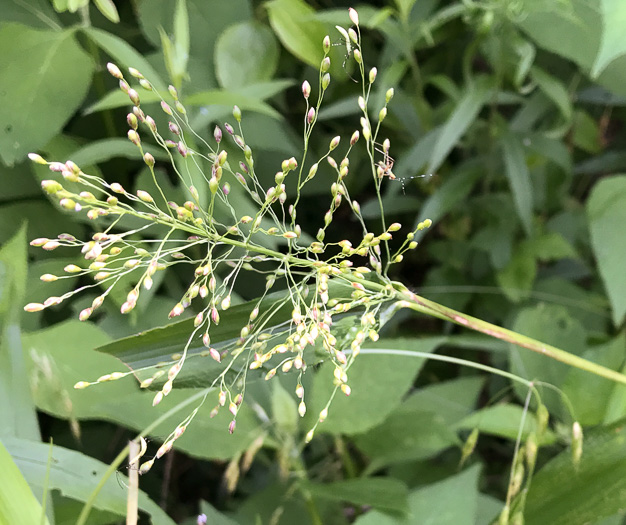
[23, 7, 621, 493]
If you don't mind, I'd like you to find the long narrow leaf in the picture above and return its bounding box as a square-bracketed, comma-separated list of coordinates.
[4, 437, 175, 525]
[501, 131, 533, 236]
[427, 76, 493, 173]
[0, 440, 49, 525]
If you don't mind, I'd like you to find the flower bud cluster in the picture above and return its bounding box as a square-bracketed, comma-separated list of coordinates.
[25, 9, 435, 464]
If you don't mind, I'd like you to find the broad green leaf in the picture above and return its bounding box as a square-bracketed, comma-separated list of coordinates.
[318, 96, 363, 121]
[455, 404, 556, 443]
[517, 2, 599, 72]
[526, 133, 572, 172]
[271, 380, 298, 433]
[0, 226, 40, 441]
[472, 223, 513, 270]
[0, 202, 82, 256]
[495, 248, 536, 302]
[421, 265, 472, 313]
[572, 109, 602, 154]
[199, 501, 240, 525]
[525, 420, 626, 525]
[508, 304, 587, 415]
[360, 196, 421, 220]
[518, 2, 626, 97]
[188, 80, 295, 130]
[234, 480, 340, 525]
[86, 85, 282, 120]
[266, 0, 327, 68]
[158, 29, 178, 89]
[394, 0, 418, 22]
[304, 478, 409, 515]
[389, 127, 440, 182]
[218, 113, 299, 154]
[501, 132, 533, 236]
[378, 18, 413, 63]
[0, 24, 93, 166]
[426, 77, 492, 173]
[476, 494, 505, 525]
[590, 0, 626, 78]
[513, 37, 536, 88]
[405, 464, 481, 525]
[137, 0, 252, 89]
[83, 89, 161, 115]
[0, 161, 40, 203]
[23, 321, 263, 460]
[412, 164, 483, 240]
[96, 282, 357, 389]
[563, 334, 626, 426]
[355, 410, 459, 474]
[307, 337, 444, 435]
[441, 334, 508, 353]
[576, 152, 626, 176]
[587, 176, 626, 326]
[1, 0, 61, 29]
[68, 138, 169, 166]
[0, 439, 48, 525]
[235, 79, 296, 100]
[496, 231, 576, 301]
[605, 359, 626, 425]
[576, 85, 626, 106]
[403, 376, 485, 425]
[530, 67, 572, 123]
[185, 90, 281, 119]
[596, 55, 626, 98]
[173, 0, 190, 79]
[3, 437, 174, 524]
[523, 232, 577, 261]
[533, 277, 609, 335]
[82, 27, 166, 91]
[215, 22, 279, 89]
[52, 496, 120, 525]
[95, 290, 293, 388]
[158, 0, 189, 88]
[510, 91, 553, 133]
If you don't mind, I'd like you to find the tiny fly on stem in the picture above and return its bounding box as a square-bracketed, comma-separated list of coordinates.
[375, 144, 432, 193]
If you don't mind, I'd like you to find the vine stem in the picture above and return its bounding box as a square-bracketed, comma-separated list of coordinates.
[391, 289, 626, 385]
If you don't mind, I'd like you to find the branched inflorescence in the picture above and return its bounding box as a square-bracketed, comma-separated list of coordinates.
[25, 8, 431, 471]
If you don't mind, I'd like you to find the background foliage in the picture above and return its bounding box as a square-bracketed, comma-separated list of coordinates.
[1, 0, 626, 523]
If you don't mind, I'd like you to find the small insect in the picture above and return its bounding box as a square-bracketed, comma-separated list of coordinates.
[393, 173, 433, 194]
[375, 144, 433, 193]
[375, 141, 395, 179]
[376, 150, 396, 180]
[333, 27, 359, 83]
